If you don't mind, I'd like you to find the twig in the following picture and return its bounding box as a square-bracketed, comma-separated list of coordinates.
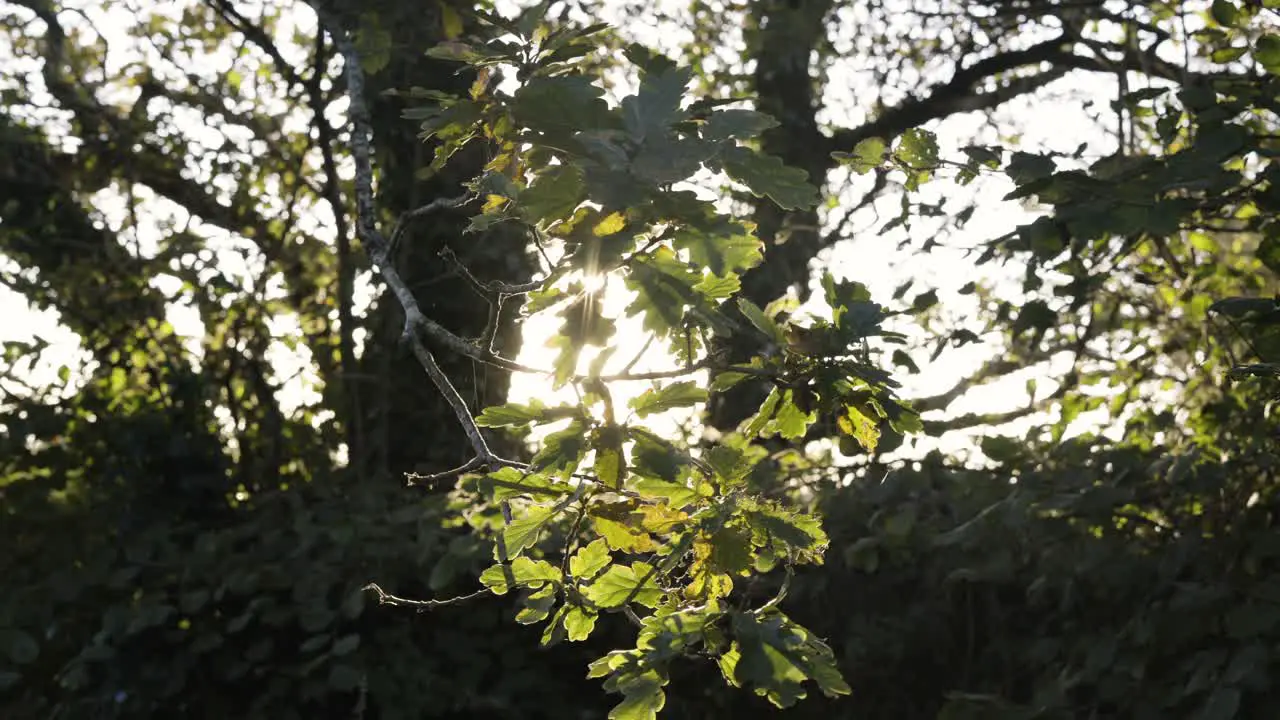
[404, 456, 488, 485]
[388, 194, 472, 261]
[364, 583, 489, 610]
[439, 246, 544, 295]
[754, 563, 793, 615]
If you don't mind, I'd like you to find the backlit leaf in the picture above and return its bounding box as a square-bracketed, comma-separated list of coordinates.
[716, 146, 818, 210]
[499, 505, 557, 559]
[629, 381, 708, 416]
[585, 563, 664, 608]
[701, 109, 778, 143]
[832, 136, 886, 174]
[570, 539, 612, 580]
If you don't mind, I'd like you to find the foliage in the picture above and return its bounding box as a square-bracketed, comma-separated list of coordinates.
[391, 12, 923, 714]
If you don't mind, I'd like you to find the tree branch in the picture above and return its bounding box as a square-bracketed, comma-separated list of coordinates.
[363, 583, 489, 610]
[316, 10, 499, 467]
[826, 35, 1078, 155]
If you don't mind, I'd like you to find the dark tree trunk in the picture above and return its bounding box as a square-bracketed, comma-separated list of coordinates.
[707, 0, 838, 431]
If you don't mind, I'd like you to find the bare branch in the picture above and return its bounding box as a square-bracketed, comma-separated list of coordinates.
[315, 8, 498, 465]
[438, 246, 544, 296]
[826, 35, 1078, 155]
[388, 194, 472, 261]
[363, 583, 489, 610]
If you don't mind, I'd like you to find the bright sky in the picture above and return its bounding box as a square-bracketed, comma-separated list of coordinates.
[0, 0, 1202, 463]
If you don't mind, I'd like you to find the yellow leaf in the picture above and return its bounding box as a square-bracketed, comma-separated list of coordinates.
[439, 3, 464, 40]
[637, 504, 687, 535]
[837, 405, 880, 453]
[593, 517, 657, 553]
[592, 211, 626, 237]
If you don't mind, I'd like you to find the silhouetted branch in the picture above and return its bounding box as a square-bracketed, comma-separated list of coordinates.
[318, 12, 498, 466]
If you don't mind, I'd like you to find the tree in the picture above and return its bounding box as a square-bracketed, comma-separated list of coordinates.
[3, 1, 1280, 719]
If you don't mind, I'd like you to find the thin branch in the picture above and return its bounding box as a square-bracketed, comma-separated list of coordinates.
[438, 246, 544, 295]
[207, 0, 307, 90]
[307, 27, 363, 467]
[363, 583, 489, 610]
[388, 194, 472, 261]
[826, 35, 1078, 155]
[404, 456, 487, 484]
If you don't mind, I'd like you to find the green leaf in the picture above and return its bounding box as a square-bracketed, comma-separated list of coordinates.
[629, 381, 709, 416]
[564, 606, 598, 641]
[702, 109, 779, 143]
[481, 556, 563, 594]
[716, 146, 818, 210]
[1006, 152, 1057, 185]
[625, 249, 698, 336]
[608, 671, 667, 720]
[499, 505, 557, 559]
[594, 516, 657, 553]
[475, 399, 547, 427]
[1211, 45, 1248, 64]
[980, 436, 1024, 464]
[516, 585, 558, 624]
[585, 563, 664, 608]
[736, 298, 786, 346]
[559, 295, 616, 347]
[694, 273, 740, 300]
[531, 421, 588, 476]
[707, 526, 755, 576]
[630, 432, 684, 482]
[631, 135, 716, 184]
[634, 478, 697, 507]
[831, 136, 886, 174]
[621, 65, 693, 141]
[743, 502, 828, 556]
[744, 387, 782, 438]
[355, 13, 392, 74]
[331, 634, 360, 656]
[1211, 0, 1242, 27]
[772, 392, 813, 440]
[477, 467, 569, 501]
[710, 371, 749, 391]
[895, 128, 938, 168]
[623, 42, 678, 75]
[891, 348, 919, 373]
[1257, 34, 1280, 75]
[521, 164, 585, 222]
[723, 612, 850, 708]
[910, 289, 939, 313]
[706, 444, 755, 483]
[328, 664, 363, 692]
[595, 444, 625, 490]
[439, 3, 464, 39]
[1197, 687, 1241, 720]
[569, 539, 612, 580]
[1013, 300, 1057, 336]
[513, 75, 615, 132]
[674, 228, 763, 277]
[1258, 233, 1280, 275]
[3, 629, 38, 665]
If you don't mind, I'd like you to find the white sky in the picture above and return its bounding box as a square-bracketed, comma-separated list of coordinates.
[0, 0, 1206, 463]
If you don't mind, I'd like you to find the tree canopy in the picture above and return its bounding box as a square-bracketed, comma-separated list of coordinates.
[2, 1, 1279, 719]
